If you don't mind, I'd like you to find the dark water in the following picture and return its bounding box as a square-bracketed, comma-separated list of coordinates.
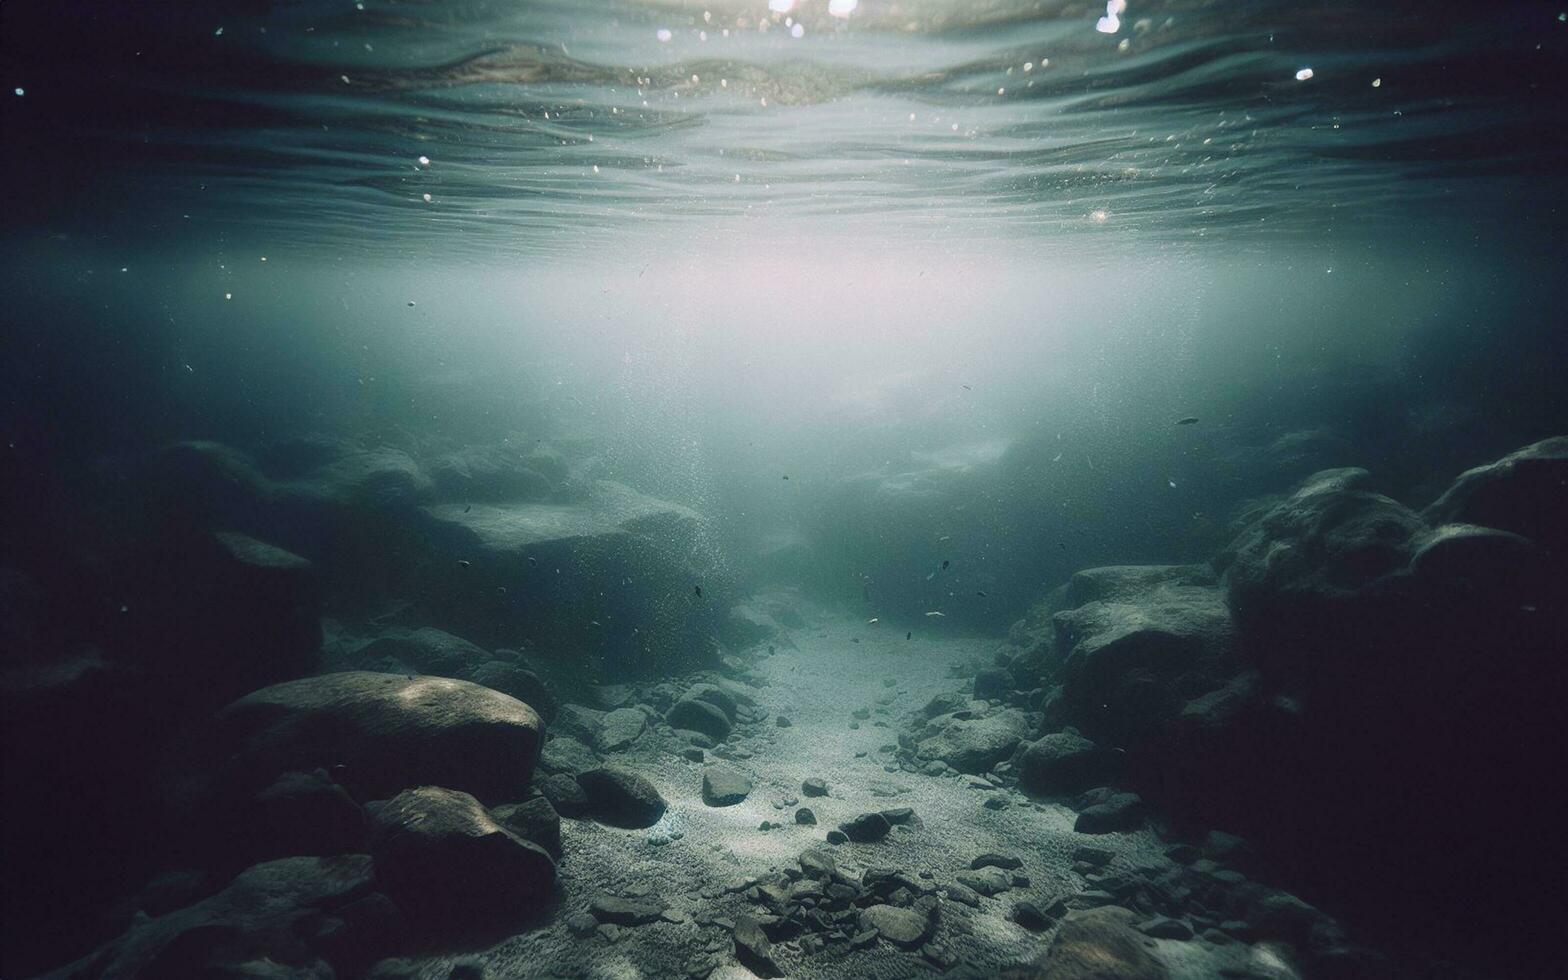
[3, 2, 1566, 979]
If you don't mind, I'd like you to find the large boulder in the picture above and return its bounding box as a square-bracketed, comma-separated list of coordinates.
[914, 707, 1031, 774]
[667, 697, 732, 741]
[366, 787, 556, 925]
[490, 795, 563, 859]
[1052, 566, 1237, 744]
[41, 855, 392, 980]
[211, 672, 543, 805]
[1018, 732, 1120, 795]
[1033, 906, 1167, 979]
[414, 481, 723, 679]
[1422, 437, 1568, 554]
[348, 628, 490, 680]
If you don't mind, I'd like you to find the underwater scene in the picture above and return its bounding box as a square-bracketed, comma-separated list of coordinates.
[2, 1, 1566, 978]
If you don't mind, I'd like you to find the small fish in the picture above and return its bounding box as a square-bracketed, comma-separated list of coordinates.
[976, 590, 987, 597]
[867, 617, 879, 624]
[1052, 452, 1062, 462]
[496, 586, 507, 595]
[1176, 416, 1200, 425]
[962, 384, 972, 390]
[406, 300, 416, 307]
[906, 631, 912, 640]
[938, 534, 950, 541]
[781, 474, 790, 480]
[1168, 479, 1177, 488]
[527, 556, 538, 565]
[925, 571, 936, 581]
[941, 559, 950, 570]
[589, 620, 601, 626]
[694, 585, 703, 597]
[457, 559, 471, 568]
[463, 504, 472, 513]
[925, 610, 945, 618]
[852, 638, 860, 643]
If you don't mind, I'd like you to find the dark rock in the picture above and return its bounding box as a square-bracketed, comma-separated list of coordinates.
[237, 768, 366, 864]
[668, 698, 732, 741]
[539, 735, 598, 776]
[795, 807, 817, 826]
[534, 773, 589, 818]
[212, 672, 543, 805]
[1075, 793, 1145, 834]
[1422, 437, 1568, 553]
[1018, 732, 1120, 795]
[1035, 905, 1167, 979]
[577, 767, 667, 828]
[681, 747, 706, 763]
[1136, 915, 1193, 940]
[466, 662, 557, 723]
[775, 716, 792, 728]
[799, 848, 837, 879]
[702, 766, 753, 807]
[825, 830, 849, 845]
[955, 868, 1011, 897]
[590, 893, 666, 926]
[490, 795, 563, 859]
[1012, 900, 1056, 931]
[566, 911, 598, 937]
[1073, 846, 1115, 867]
[733, 914, 781, 977]
[973, 667, 1012, 700]
[839, 812, 892, 843]
[367, 787, 555, 925]
[879, 807, 917, 826]
[801, 777, 829, 798]
[595, 708, 647, 753]
[42, 855, 382, 979]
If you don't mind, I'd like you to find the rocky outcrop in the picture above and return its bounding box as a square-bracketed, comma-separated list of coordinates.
[42, 856, 394, 980]
[367, 787, 556, 926]
[211, 672, 544, 806]
[912, 706, 1031, 774]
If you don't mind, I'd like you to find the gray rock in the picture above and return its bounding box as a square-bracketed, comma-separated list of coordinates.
[367, 787, 555, 923]
[858, 904, 932, 948]
[539, 736, 598, 775]
[1422, 436, 1568, 553]
[214, 671, 542, 805]
[1038, 905, 1166, 979]
[590, 893, 666, 926]
[733, 914, 781, 977]
[801, 777, 829, 798]
[595, 707, 647, 753]
[489, 796, 562, 859]
[534, 773, 589, 818]
[702, 766, 753, 807]
[955, 868, 1012, 896]
[668, 698, 733, 741]
[1019, 731, 1119, 794]
[914, 708, 1031, 774]
[970, 853, 1023, 871]
[795, 807, 817, 825]
[840, 812, 892, 843]
[577, 767, 667, 828]
[1075, 792, 1145, 834]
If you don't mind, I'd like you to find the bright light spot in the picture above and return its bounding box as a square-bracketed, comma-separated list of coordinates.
[1096, 0, 1126, 33]
[768, 0, 795, 12]
[828, 0, 858, 17]
[592, 164, 600, 173]
[1089, 209, 1109, 223]
[224, 292, 233, 300]
[1371, 77, 1382, 88]
[214, 27, 224, 37]
[422, 192, 432, 202]
[12, 87, 22, 97]
[790, 23, 805, 38]
[1117, 37, 1130, 51]
[417, 155, 430, 166]
[656, 28, 672, 42]
[691, 74, 700, 83]
[1295, 67, 1314, 81]
[997, 87, 1005, 95]
[1023, 62, 1033, 72]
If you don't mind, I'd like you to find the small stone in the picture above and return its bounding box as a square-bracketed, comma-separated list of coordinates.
[982, 794, 1010, 810]
[880, 807, 916, 825]
[970, 853, 1023, 871]
[826, 830, 849, 845]
[566, 912, 598, 937]
[802, 777, 830, 798]
[852, 707, 871, 720]
[859, 904, 932, 948]
[733, 914, 781, 977]
[591, 893, 666, 926]
[955, 868, 1011, 896]
[681, 747, 705, 763]
[796, 807, 817, 825]
[776, 716, 792, 728]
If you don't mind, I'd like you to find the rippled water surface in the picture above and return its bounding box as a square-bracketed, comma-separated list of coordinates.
[7, 1, 1568, 255]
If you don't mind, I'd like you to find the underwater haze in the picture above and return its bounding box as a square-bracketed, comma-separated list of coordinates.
[3, 2, 1566, 980]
